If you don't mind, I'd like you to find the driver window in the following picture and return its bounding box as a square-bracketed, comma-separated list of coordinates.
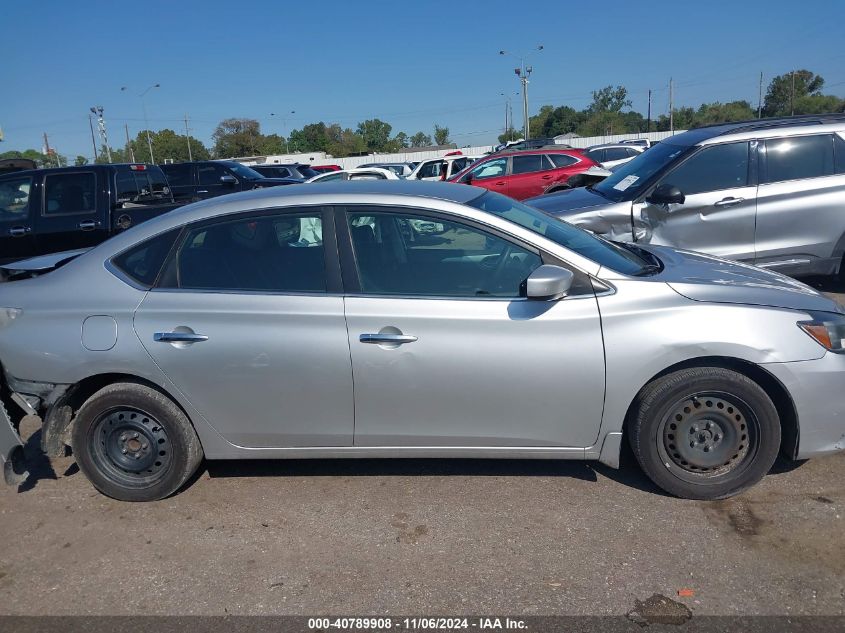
[348, 211, 542, 298]
[659, 141, 750, 195]
[0, 176, 32, 222]
[470, 158, 507, 180]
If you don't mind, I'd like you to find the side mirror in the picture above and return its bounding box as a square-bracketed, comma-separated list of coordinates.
[220, 174, 237, 185]
[646, 183, 685, 205]
[526, 265, 574, 301]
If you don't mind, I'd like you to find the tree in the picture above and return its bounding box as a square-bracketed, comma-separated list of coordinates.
[392, 132, 409, 149]
[356, 119, 393, 152]
[433, 124, 450, 146]
[534, 105, 584, 138]
[763, 70, 825, 117]
[656, 106, 696, 132]
[128, 129, 209, 163]
[692, 101, 756, 127]
[74, 155, 88, 166]
[212, 118, 263, 158]
[578, 111, 629, 137]
[498, 128, 519, 143]
[588, 85, 632, 114]
[792, 93, 844, 115]
[0, 148, 66, 167]
[409, 132, 432, 147]
[95, 145, 128, 164]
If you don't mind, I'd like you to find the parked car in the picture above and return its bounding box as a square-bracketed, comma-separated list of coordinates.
[619, 138, 653, 149]
[0, 158, 38, 175]
[492, 138, 570, 153]
[0, 163, 181, 266]
[448, 149, 601, 200]
[159, 161, 298, 204]
[306, 167, 400, 183]
[249, 163, 318, 180]
[357, 162, 414, 177]
[311, 165, 342, 174]
[405, 155, 480, 181]
[2, 181, 843, 502]
[583, 144, 644, 169]
[527, 114, 845, 278]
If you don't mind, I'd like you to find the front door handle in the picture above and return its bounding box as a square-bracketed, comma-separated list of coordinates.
[8, 226, 31, 237]
[714, 197, 745, 208]
[154, 332, 209, 344]
[196, 190, 209, 194]
[78, 220, 101, 231]
[359, 333, 418, 345]
[541, 174, 553, 180]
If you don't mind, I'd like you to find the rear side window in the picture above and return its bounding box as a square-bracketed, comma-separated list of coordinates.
[764, 135, 834, 183]
[604, 148, 630, 162]
[161, 213, 326, 293]
[115, 168, 172, 205]
[112, 228, 180, 288]
[662, 142, 749, 195]
[44, 172, 96, 215]
[163, 164, 193, 188]
[548, 154, 579, 168]
[511, 154, 545, 175]
[0, 176, 32, 222]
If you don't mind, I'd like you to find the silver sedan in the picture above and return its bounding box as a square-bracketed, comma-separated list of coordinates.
[1, 181, 844, 501]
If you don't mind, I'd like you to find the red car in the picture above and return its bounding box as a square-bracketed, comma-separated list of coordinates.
[311, 164, 342, 173]
[448, 149, 600, 200]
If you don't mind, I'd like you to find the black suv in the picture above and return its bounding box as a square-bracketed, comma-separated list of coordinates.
[160, 161, 300, 203]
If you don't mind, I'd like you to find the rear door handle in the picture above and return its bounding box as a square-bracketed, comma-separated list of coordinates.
[78, 220, 101, 231]
[8, 226, 31, 237]
[714, 197, 745, 208]
[196, 190, 209, 194]
[154, 332, 209, 343]
[359, 333, 418, 345]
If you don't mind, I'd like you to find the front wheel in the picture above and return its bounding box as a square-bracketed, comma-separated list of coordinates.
[71, 383, 204, 502]
[628, 367, 780, 500]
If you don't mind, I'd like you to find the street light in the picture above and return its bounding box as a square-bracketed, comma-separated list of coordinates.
[121, 83, 160, 163]
[499, 45, 543, 140]
[270, 110, 296, 154]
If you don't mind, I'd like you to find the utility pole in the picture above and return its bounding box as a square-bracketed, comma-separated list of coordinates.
[88, 114, 99, 162]
[500, 46, 543, 140]
[758, 71, 763, 118]
[90, 106, 112, 163]
[647, 89, 652, 133]
[124, 124, 135, 162]
[790, 70, 796, 116]
[184, 114, 193, 161]
[42, 132, 54, 168]
[669, 78, 674, 134]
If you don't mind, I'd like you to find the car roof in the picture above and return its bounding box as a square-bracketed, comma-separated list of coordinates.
[586, 143, 643, 150]
[664, 113, 845, 147]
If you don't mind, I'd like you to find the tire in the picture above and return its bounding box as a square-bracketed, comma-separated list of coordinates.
[71, 382, 203, 502]
[628, 367, 780, 500]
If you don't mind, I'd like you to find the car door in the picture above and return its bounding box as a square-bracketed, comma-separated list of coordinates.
[639, 140, 757, 261]
[507, 153, 558, 200]
[754, 133, 845, 275]
[34, 170, 109, 255]
[196, 163, 234, 200]
[133, 208, 354, 447]
[161, 163, 196, 203]
[0, 173, 37, 263]
[340, 206, 606, 448]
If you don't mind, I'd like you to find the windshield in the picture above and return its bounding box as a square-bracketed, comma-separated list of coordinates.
[227, 162, 264, 180]
[592, 142, 689, 202]
[468, 191, 651, 275]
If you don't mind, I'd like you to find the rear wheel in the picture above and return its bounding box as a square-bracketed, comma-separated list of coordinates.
[71, 383, 203, 502]
[628, 367, 780, 499]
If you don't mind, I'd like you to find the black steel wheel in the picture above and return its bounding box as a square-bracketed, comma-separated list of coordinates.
[629, 367, 780, 500]
[72, 383, 203, 502]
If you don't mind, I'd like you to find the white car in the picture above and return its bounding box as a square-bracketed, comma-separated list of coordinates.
[305, 167, 401, 183]
[406, 155, 481, 182]
[583, 144, 645, 169]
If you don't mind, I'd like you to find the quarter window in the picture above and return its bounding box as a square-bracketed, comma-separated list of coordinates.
[661, 142, 749, 195]
[162, 213, 326, 292]
[44, 172, 96, 215]
[0, 176, 32, 222]
[348, 211, 542, 298]
[764, 135, 834, 183]
[548, 154, 579, 168]
[111, 228, 181, 287]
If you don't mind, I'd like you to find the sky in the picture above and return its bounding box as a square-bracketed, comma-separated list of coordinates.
[2, 0, 844, 161]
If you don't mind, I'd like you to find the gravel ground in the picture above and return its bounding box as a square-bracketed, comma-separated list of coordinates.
[1, 283, 844, 618]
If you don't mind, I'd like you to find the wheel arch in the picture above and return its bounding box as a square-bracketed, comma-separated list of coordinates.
[621, 356, 799, 460]
[42, 372, 203, 458]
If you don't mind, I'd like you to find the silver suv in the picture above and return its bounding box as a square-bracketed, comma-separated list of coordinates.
[528, 114, 845, 278]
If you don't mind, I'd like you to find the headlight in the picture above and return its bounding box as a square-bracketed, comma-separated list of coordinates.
[0, 308, 21, 329]
[798, 311, 845, 353]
